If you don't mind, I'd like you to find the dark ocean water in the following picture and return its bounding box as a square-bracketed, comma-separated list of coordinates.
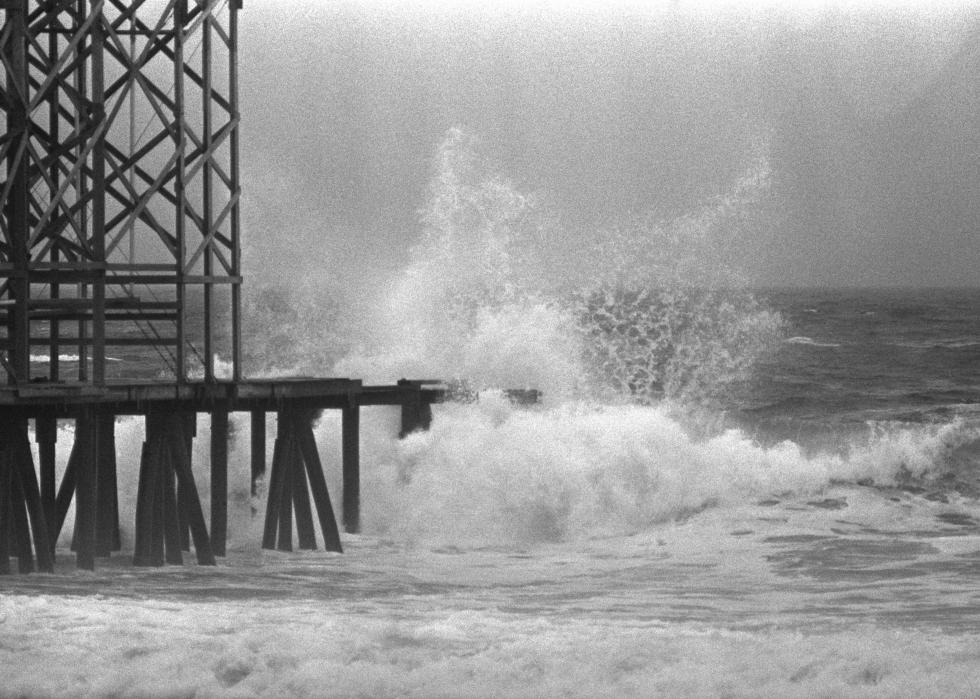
[6, 286, 980, 697]
[736, 288, 980, 447]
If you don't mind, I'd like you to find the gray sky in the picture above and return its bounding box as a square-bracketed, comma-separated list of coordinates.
[239, 1, 980, 288]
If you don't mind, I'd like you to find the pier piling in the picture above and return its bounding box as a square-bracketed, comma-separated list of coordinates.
[35, 417, 56, 547]
[0, 378, 495, 573]
[263, 406, 342, 553]
[73, 414, 97, 570]
[398, 379, 433, 437]
[95, 414, 121, 556]
[1, 420, 53, 573]
[0, 454, 8, 574]
[134, 413, 215, 567]
[211, 408, 229, 557]
[251, 410, 265, 497]
[342, 403, 360, 534]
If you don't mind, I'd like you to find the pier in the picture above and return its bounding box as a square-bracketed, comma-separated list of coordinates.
[0, 378, 451, 573]
[0, 2, 542, 574]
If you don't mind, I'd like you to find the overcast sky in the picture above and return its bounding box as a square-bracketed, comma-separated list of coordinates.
[238, 1, 980, 288]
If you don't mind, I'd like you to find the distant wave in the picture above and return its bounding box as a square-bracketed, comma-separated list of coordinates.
[784, 336, 841, 348]
[888, 339, 980, 350]
[30, 354, 124, 363]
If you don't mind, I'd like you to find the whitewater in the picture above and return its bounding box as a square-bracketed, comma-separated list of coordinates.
[3, 131, 980, 697]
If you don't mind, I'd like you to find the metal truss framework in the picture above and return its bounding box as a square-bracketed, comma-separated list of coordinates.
[0, 0, 241, 386]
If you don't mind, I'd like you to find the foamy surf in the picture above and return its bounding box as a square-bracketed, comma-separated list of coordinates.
[7, 122, 980, 699]
[2, 590, 980, 698]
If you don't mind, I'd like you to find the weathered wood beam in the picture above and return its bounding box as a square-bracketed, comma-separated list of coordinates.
[342, 404, 360, 534]
[73, 413, 97, 570]
[276, 422, 294, 552]
[34, 415, 56, 547]
[168, 413, 215, 566]
[210, 407, 228, 556]
[291, 429, 316, 551]
[261, 420, 285, 550]
[250, 409, 264, 497]
[13, 429, 53, 572]
[94, 413, 120, 556]
[296, 411, 342, 554]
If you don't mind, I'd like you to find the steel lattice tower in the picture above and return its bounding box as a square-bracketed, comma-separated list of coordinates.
[0, 0, 241, 386]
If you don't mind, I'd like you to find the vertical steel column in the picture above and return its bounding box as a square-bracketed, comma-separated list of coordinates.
[48, 13, 61, 383]
[5, 0, 30, 384]
[75, 0, 88, 382]
[174, 0, 187, 382]
[229, 0, 242, 381]
[202, 8, 214, 381]
[90, 0, 106, 385]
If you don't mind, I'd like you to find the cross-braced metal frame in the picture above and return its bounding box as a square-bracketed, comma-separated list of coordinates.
[0, 0, 241, 386]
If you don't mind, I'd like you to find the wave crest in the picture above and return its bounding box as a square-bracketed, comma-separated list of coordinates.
[363, 398, 980, 545]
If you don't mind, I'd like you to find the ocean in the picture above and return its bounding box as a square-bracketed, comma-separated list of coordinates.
[3, 134, 980, 696]
[2, 286, 979, 698]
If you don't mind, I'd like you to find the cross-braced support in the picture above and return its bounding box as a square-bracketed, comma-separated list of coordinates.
[263, 407, 342, 553]
[0, 418, 53, 573]
[49, 412, 120, 569]
[133, 411, 214, 566]
[0, 0, 242, 384]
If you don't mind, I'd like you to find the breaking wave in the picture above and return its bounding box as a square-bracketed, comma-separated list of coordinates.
[357, 396, 980, 545]
[333, 127, 782, 408]
[294, 128, 977, 546]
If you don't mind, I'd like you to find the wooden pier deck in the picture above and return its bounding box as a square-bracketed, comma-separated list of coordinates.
[0, 378, 463, 574]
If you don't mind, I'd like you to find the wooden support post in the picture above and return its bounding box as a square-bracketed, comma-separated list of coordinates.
[13, 432, 53, 573]
[135, 414, 215, 567]
[210, 408, 228, 557]
[35, 417, 57, 544]
[169, 414, 216, 566]
[276, 423, 294, 552]
[161, 448, 183, 566]
[59, 413, 123, 564]
[177, 476, 191, 551]
[95, 414, 120, 556]
[399, 379, 433, 437]
[179, 413, 196, 550]
[261, 421, 285, 550]
[149, 433, 166, 567]
[263, 409, 342, 553]
[296, 412, 343, 553]
[55, 437, 80, 545]
[291, 429, 317, 550]
[0, 444, 9, 574]
[9, 470, 33, 573]
[250, 410, 265, 497]
[73, 414, 97, 571]
[133, 440, 158, 567]
[0, 421, 54, 573]
[399, 379, 420, 438]
[342, 404, 360, 534]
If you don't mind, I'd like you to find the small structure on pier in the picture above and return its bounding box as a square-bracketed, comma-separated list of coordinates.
[0, 2, 474, 574]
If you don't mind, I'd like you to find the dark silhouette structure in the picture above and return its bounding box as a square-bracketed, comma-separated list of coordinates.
[0, 2, 451, 574]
